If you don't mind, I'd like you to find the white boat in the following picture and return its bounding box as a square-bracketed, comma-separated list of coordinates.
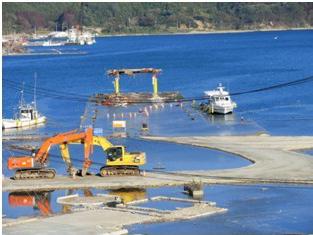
[2, 106, 46, 129]
[66, 27, 96, 45]
[79, 39, 85, 45]
[2, 78, 46, 129]
[202, 83, 237, 114]
[42, 41, 64, 46]
[86, 38, 93, 45]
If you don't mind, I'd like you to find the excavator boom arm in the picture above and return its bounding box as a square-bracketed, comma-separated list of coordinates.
[36, 132, 88, 164]
[68, 136, 113, 150]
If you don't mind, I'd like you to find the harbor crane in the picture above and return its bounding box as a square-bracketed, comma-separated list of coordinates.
[107, 68, 163, 98]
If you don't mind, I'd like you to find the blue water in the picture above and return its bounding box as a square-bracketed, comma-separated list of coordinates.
[2, 30, 313, 232]
[300, 149, 313, 157]
[3, 30, 313, 136]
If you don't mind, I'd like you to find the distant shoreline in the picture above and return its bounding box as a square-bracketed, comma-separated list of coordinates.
[99, 27, 313, 37]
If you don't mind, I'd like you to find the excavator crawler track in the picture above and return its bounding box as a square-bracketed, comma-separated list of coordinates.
[100, 166, 140, 176]
[14, 168, 56, 180]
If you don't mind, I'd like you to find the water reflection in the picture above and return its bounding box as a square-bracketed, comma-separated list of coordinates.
[9, 191, 52, 216]
[108, 188, 146, 204]
[3, 122, 46, 135]
[61, 189, 93, 212]
[209, 114, 237, 124]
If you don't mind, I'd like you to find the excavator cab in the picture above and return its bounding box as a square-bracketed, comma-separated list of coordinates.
[105, 146, 146, 166]
[106, 147, 124, 162]
[101, 145, 146, 176]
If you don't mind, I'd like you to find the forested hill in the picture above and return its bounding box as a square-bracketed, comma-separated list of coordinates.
[3, 2, 313, 35]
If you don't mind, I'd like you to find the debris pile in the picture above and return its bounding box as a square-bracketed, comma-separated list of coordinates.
[96, 92, 183, 107]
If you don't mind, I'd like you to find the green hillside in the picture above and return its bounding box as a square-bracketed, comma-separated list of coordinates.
[3, 2, 313, 35]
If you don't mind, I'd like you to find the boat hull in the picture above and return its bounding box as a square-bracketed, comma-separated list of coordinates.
[212, 107, 233, 114]
[2, 117, 46, 129]
[210, 104, 234, 114]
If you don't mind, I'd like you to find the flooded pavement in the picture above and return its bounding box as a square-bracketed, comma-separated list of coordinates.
[82, 98, 266, 137]
[127, 184, 313, 234]
[2, 187, 212, 219]
[3, 184, 313, 234]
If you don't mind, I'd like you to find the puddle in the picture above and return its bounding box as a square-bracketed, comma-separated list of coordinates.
[298, 149, 313, 157]
[2, 188, 148, 219]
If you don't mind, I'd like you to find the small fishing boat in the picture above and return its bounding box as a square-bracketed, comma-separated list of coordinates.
[201, 83, 237, 114]
[2, 77, 46, 129]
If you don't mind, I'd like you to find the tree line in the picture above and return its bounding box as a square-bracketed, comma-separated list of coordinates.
[3, 2, 313, 35]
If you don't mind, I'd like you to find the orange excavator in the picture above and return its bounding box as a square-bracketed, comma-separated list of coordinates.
[8, 127, 146, 180]
[8, 127, 93, 179]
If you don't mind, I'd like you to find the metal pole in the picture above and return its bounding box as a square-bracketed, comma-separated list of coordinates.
[20, 82, 25, 108]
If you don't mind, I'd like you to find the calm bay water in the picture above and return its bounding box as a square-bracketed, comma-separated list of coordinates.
[3, 30, 313, 136]
[2, 30, 313, 232]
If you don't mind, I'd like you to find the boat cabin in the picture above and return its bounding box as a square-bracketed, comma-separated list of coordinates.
[211, 95, 232, 104]
[18, 105, 38, 120]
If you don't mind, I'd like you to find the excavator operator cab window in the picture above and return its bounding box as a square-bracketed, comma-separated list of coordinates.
[107, 147, 123, 161]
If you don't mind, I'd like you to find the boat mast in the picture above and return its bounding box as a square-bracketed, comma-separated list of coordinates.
[19, 82, 25, 109]
[34, 72, 37, 110]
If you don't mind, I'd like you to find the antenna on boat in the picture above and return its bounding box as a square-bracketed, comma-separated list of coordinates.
[34, 72, 37, 110]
